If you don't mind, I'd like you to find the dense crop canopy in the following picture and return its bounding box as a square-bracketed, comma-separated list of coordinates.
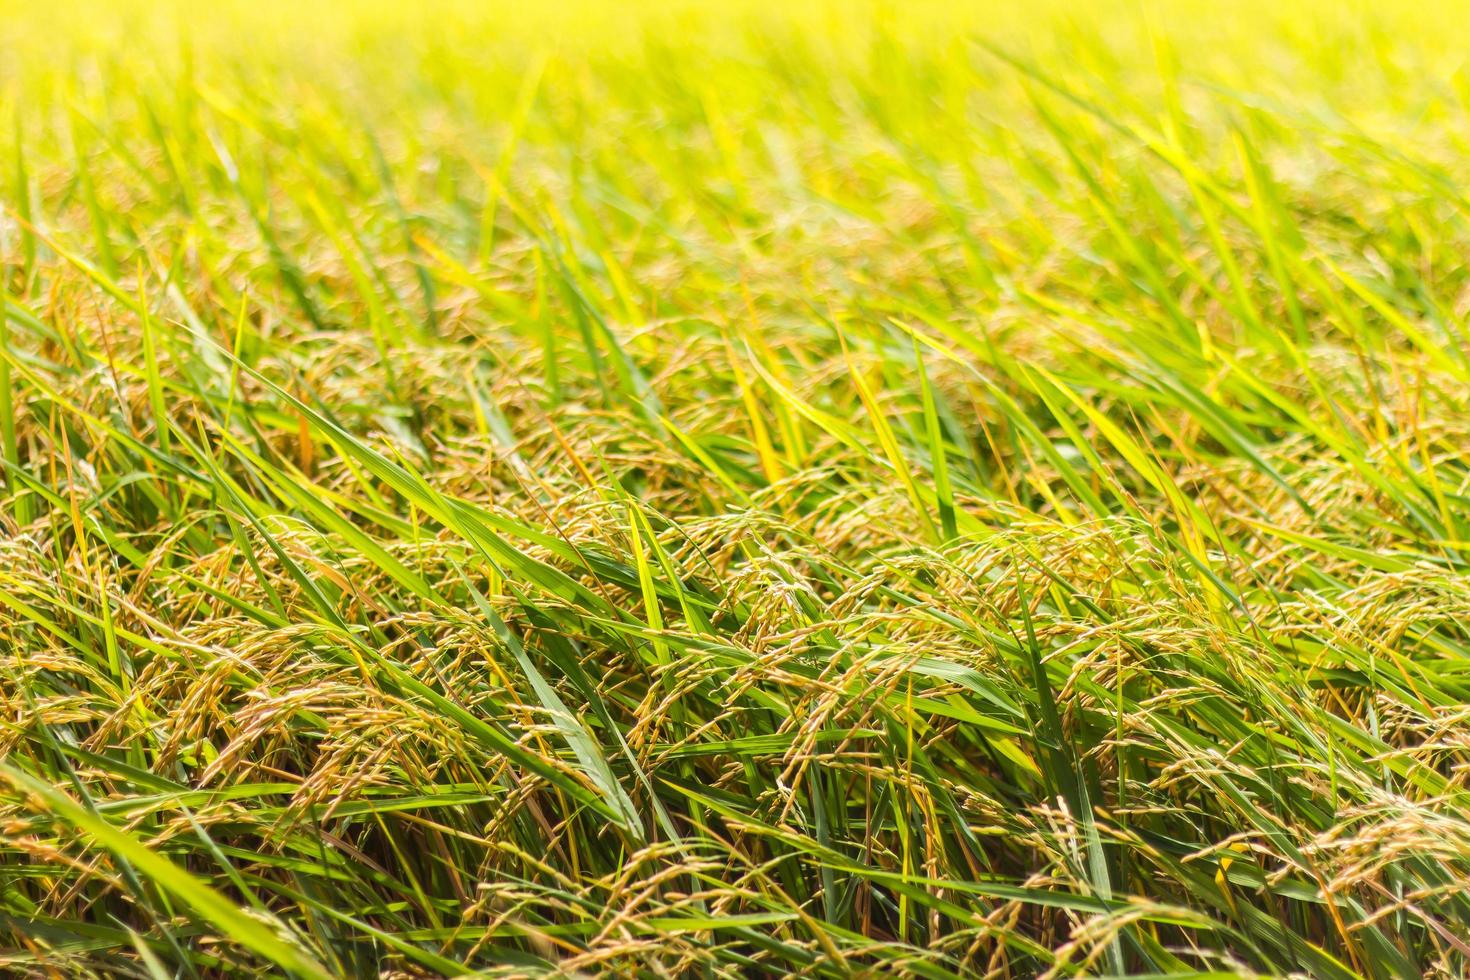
[3, 0, 1470, 975]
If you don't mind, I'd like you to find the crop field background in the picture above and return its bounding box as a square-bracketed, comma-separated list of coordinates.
[3, 0, 1470, 976]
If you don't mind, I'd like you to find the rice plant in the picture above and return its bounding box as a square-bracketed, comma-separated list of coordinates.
[3, 0, 1470, 975]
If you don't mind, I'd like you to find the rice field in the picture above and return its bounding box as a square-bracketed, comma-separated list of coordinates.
[4, 0, 1470, 975]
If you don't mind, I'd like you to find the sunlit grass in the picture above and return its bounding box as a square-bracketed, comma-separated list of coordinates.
[3, 0, 1470, 975]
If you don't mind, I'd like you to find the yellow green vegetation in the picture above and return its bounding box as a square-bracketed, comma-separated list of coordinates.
[3, 0, 1470, 975]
